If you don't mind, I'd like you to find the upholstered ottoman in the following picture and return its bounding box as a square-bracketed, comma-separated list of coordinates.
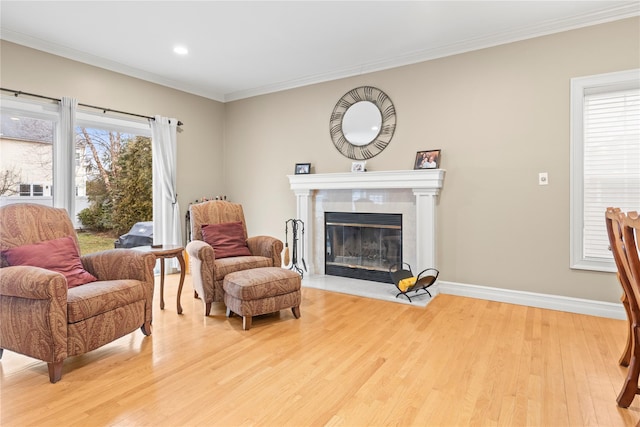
[223, 267, 301, 330]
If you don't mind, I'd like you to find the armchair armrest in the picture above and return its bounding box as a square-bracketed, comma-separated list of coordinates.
[0, 266, 68, 363]
[186, 239, 215, 262]
[81, 249, 156, 327]
[81, 249, 155, 283]
[0, 265, 68, 300]
[247, 236, 283, 267]
[186, 240, 215, 302]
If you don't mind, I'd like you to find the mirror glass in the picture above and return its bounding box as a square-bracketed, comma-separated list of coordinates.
[342, 101, 382, 146]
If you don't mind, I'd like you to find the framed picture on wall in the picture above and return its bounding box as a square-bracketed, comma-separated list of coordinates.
[295, 163, 311, 174]
[414, 150, 441, 169]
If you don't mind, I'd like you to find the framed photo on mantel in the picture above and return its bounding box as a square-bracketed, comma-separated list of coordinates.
[414, 149, 441, 169]
[295, 163, 311, 174]
[351, 161, 366, 173]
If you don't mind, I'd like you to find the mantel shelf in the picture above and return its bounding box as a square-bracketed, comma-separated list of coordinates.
[287, 169, 445, 192]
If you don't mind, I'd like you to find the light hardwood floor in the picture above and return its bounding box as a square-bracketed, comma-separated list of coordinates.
[1, 273, 639, 426]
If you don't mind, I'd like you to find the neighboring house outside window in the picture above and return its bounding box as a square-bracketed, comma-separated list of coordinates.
[0, 114, 55, 202]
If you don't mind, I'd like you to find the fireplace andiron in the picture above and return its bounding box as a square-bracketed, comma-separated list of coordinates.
[389, 262, 439, 303]
[285, 219, 307, 277]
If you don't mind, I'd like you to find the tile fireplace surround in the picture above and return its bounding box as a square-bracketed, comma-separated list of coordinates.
[287, 169, 445, 279]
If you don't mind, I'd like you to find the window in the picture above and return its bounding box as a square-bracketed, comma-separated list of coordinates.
[32, 184, 44, 196]
[570, 69, 640, 272]
[1, 96, 152, 231]
[74, 111, 152, 234]
[19, 184, 31, 197]
[17, 184, 45, 196]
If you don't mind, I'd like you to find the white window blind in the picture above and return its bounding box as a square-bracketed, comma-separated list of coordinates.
[583, 88, 640, 259]
[570, 69, 640, 272]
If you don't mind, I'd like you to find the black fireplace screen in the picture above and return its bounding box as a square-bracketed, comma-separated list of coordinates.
[325, 212, 402, 283]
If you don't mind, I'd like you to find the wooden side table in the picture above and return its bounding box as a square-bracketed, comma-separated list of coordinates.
[133, 244, 186, 314]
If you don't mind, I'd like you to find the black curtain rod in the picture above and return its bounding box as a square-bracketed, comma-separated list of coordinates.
[1, 87, 183, 126]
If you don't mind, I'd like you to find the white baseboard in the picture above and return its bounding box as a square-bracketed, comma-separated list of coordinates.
[434, 281, 626, 320]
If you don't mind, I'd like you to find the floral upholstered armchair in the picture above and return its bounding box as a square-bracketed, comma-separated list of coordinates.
[186, 200, 283, 315]
[0, 203, 156, 383]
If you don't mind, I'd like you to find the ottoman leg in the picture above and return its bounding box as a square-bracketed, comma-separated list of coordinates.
[292, 306, 301, 319]
[243, 316, 252, 330]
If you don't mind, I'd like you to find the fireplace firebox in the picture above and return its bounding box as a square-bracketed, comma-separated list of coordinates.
[325, 212, 402, 283]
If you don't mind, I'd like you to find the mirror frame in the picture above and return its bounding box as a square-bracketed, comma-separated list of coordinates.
[329, 86, 396, 160]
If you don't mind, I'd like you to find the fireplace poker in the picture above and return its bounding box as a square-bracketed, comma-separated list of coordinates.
[301, 221, 307, 272]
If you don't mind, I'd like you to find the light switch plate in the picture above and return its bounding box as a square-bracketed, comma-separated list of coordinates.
[539, 172, 549, 185]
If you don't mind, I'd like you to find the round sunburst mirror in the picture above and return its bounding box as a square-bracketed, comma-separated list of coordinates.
[329, 86, 396, 160]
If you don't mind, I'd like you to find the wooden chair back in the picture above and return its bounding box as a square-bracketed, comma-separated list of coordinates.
[622, 211, 640, 307]
[606, 207, 640, 316]
[611, 209, 640, 407]
[607, 207, 640, 366]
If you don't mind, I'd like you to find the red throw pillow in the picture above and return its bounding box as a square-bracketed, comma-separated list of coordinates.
[201, 221, 252, 259]
[3, 235, 98, 288]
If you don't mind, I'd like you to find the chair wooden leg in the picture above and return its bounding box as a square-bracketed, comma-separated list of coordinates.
[618, 325, 640, 407]
[226, 307, 233, 318]
[205, 302, 212, 316]
[620, 291, 632, 367]
[48, 361, 63, 383]
[292, 306, 301, 319]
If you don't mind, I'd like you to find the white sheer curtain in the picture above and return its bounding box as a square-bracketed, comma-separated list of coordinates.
[151, 116, 182, 269]
[54, 97, 77, 215]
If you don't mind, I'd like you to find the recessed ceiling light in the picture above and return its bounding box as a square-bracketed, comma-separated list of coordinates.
[173, 46, 188, 55]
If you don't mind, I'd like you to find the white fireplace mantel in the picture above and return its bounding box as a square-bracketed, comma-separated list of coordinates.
[287, 169, 446, 276]
[288, 169, 445, 193]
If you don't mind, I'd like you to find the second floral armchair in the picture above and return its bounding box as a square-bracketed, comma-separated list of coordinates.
[186, 200, 283, 315]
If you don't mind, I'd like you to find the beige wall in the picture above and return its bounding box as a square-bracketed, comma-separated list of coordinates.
[225, 17, 640, 304]
[0, 40, 226, 226]
[1, 17, 638, 304]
